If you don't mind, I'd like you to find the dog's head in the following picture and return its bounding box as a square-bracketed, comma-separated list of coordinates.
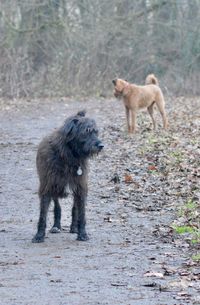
[112, 78, 130, 98]
[61, 111, 104, 158]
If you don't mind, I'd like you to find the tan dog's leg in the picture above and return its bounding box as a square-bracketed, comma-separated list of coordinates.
[147, 103, 156, 130]
[130, 110, 136, 133]
[125, 107, 131, 133]
[156, 102, 168, 129]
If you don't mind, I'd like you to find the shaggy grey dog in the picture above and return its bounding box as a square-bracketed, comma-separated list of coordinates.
[32, 110, 103, 243]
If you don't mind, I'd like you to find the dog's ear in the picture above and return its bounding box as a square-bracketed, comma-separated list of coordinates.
[122, 85, 131, 97]
[61, 117, 79, 142]
[112, 79, 117, 85]
[77, 110, 86, 117]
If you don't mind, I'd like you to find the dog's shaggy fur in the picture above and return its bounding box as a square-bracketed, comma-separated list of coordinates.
[112, 77, 168, 133]
[32, 111, 103, 243]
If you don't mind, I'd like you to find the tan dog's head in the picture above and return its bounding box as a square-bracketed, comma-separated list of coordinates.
[112, 78, 130, 98]
[145, 74, 159, 86]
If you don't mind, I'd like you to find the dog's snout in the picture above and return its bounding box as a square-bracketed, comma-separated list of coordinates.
[112, 79, 117, 85]
[96, 141, 104, 150]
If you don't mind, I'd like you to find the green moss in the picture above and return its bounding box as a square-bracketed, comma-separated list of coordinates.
[192, 253, 200, 262]
[173, 225, 195, 234]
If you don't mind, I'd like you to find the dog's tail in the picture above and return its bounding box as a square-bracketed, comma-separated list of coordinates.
[77, 110, 86, 117]
[145, 74, 159, 86]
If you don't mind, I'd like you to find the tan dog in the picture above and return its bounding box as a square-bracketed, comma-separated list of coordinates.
[112, 77, 168, 133]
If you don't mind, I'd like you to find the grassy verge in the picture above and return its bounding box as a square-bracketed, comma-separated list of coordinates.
[172, 199, 200, 262]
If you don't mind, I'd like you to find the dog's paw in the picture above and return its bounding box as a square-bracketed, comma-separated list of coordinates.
[50, 226, 61, 234]
[77, 233, 89, 241]
[70, 225, 78, 234]
[32, 234, 45, 243]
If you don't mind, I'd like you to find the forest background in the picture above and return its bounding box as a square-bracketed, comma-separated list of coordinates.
[0, 0, 199, 98]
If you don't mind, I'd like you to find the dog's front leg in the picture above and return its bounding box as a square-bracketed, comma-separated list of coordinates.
[125, 107, 131, 133]
[50, 198, 62, 233]
[70, 202, 78, 234]
[73, 186, 89, 241]
[130, 110, 137, 133]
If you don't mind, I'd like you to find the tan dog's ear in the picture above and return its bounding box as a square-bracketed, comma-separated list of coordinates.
[122, 84, 131, 97]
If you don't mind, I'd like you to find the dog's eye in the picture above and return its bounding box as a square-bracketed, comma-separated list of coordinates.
[85, 127, 98, 135]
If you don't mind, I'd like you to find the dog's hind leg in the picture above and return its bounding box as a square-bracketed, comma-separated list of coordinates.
[50, 198, 61, 233]
[70, 202, 78, 234]
[32, 194, 51, 243]
[156, 101, 168, 130]
[147, 103, 156, 130]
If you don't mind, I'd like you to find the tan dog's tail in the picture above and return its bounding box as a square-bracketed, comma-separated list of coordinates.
[145, 74, 159, 86]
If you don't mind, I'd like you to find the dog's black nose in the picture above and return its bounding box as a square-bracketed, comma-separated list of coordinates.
[112, 79, 117, 85]
[97, 142, 104, 150]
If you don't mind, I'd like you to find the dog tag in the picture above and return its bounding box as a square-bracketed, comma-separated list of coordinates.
[77, 166, 83, 176]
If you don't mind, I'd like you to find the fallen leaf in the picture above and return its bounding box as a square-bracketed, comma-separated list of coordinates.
[143, 282, 158, 287]
[144, 271, 164, 278]
[111, 282, 128, 287]
[50, 279, 62, 283]
[104, 216, 113, 223]
[124, 173, 133, 183]
[148, 165, 157, 171]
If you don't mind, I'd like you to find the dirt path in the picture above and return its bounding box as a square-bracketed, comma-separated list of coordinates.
[0, 97, 200, 305]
